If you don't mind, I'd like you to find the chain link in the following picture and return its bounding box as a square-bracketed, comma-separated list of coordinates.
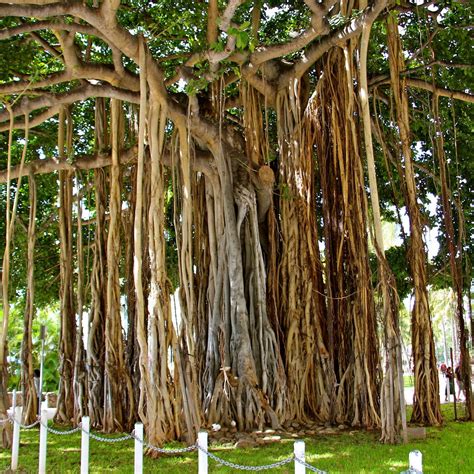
[197, 445, 294, 471]
[295, 456, 328, 473]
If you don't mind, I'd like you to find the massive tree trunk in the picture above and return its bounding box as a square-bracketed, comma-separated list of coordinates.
[199, 136, 284, 430]
[387, 16, 442, 426]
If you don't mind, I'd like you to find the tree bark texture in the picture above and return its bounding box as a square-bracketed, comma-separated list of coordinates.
[21, 172, 39, 424]
[387, 16, 442, 426]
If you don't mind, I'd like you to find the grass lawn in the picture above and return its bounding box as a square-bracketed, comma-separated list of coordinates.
[0, 404, 472, 473]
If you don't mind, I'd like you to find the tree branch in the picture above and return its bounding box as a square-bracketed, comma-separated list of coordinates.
[0, 146, 138, 183]
[0, 145, 214, 183]
[0, 62, 139, 95]
[279, 0, 389, 84]
[0, 84, 139, 128]
[0, 19, 107, 43]
[370, 77, 474, 103]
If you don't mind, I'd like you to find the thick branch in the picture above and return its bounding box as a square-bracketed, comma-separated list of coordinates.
[0, 84, 139, 127]
[0, 19, 102, 41]
[0, 146, 215, 183]
[371, 77, 474, 103]
[280, 0, 388, 84]
[207, 0, 218, 46]
[0, 147, 137, 182]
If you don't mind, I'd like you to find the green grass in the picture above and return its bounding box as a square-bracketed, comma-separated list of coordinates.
[1, 404, 472, 473]
[403, 375, 414, 388]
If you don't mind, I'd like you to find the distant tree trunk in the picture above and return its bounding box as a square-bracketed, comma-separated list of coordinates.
[387, 16, 442, 426]
[21, 172, 38, 424]
[432, 93, 472, 419]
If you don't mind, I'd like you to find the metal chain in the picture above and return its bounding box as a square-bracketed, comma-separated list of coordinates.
[295, 456, 328, 473]
[88, 431, 133, 443]
[3, 414, 40, 429]
[129, 431, 196, 453]
[144, 440, 197, 454]
[41, 421, 81, 435]
[197, 445, 294, 471]
[16, 419, 40, 429]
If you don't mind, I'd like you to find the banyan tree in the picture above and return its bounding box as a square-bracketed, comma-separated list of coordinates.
[0, 0, 473, 449]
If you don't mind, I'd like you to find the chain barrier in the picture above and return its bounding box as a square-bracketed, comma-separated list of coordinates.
[16, 418, 40, 429]
[129, 430, 197, 453]
[39, 420, 81, 436]
[197, 444, 294, 471]
[1, 413, 421, 473]
[0, 414, 39, 429]
[144, 440, 197, 454]
[295, 456, 328, 473]
[88, 431, 134, 443]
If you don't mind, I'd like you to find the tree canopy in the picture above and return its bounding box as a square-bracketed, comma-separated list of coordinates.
[0, 0, 473, 448]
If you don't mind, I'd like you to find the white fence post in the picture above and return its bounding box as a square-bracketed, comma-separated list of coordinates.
[11, 389, 20, 471]
[409, 450, 422, 473]
[198, 430, 208, 474]
[81, 416, 90, 474]
[134, 422, 143, 474]
[38, 409, 48, 474]
[294, 440, 305, 474]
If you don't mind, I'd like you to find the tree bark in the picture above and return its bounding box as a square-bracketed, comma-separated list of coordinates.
[387, 16, 442, 426]
[103, 99, 134, 432]
[21, 172, 39, 424]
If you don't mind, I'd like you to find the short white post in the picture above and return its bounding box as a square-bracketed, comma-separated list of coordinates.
[294, 440, 305, 474]
[198, 430, 208, 474]
[409, 450, 422, 473]
[11, 389, 20, 471]
[81, 416, 90, 474]
[134, 422, 143, 474]
[38, 409, 48, 474]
